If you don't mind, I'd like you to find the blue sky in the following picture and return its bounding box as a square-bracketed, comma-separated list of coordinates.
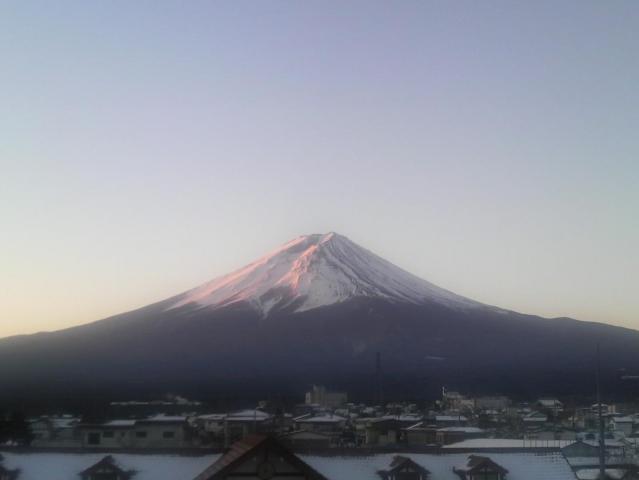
[1, 1, 638, 336]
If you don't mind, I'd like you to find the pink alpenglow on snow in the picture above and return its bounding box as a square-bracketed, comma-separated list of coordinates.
[169, 232, 487, 316]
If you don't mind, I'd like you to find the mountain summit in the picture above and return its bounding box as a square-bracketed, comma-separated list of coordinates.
[170, 232, 483, 316]
[2, 232, 639, 402]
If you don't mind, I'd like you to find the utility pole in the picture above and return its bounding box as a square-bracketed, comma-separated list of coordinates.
[596, 343, 606, 480]
[376, 352, 382, 405]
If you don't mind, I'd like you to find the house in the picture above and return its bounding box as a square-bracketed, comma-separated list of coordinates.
[29, 415, 80, 447]
[78, 420, 137, 448]
[77, 415, 191, 449]
[196, 414, 227, 435]
[453, 455, 509, 480]
[403, 422, 438, 446]
[435, 427, 485, 446]
[279, 430, 334, 449]
[537, 399, 564, 416]
[522, 411, 548, 427]
[294, 414, 346, 434]
[562, 439, 627, 458]
[433, 416, 469, 428]
[378, 455, 430, 480]
[132, 415, 191, 448]
[592, 404, 616, 415]
[79, 456, 135, 480]
[611, 417, 634, 436]
[212, 409, 275, 445]
[365, 419, 403, 446]
[193, 435, 328, 480]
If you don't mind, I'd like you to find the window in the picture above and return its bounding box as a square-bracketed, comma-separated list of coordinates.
[87, 432, 101, 445]
[102, 431, 114, 438]
[135, 431, 147, 438]
[162, 431, 175, 439]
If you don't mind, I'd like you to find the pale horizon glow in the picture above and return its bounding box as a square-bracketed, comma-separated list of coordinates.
[1, 1, 638, 337]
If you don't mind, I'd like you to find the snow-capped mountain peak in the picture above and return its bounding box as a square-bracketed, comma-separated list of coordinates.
[169, 232, 483, 315]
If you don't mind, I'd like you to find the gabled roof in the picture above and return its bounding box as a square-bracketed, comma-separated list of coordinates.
[79, 455, 135, 479]
[193, 435, 328, 480]
[454, 455, 509, 478]
[378, 455, 430, 479]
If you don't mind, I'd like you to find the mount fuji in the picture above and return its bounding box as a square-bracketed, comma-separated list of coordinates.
[1, 232, 639, 402]
[169, 232, 483, 315]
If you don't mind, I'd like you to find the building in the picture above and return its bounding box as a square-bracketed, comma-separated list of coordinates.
[435, 427, 486, 446]
[611, 417, 634, 436]
[537, 399, 564, 416]
[433, 415, 469, 428]
[364, 418, 403, 446]
[294, 414, 346, 434]
[305, 386, 348, 409]
[522, 411, 548, 428]
[403, 422, 438, 446]
[29, 415, 80, 447]
[77, 415, 191, 449]
[279, 430, 334, 449]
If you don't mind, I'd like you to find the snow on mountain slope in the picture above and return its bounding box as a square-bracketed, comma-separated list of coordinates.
[169, 232, 485, 316]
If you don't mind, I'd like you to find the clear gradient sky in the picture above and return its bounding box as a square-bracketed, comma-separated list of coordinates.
[1, 1, 638, 338]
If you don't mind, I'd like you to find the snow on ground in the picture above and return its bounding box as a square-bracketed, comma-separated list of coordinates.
[301, 452, 576, 480]
[0, 451, 576, 480]
[169, 232, 485, 316]
[0, 452, 219, 480]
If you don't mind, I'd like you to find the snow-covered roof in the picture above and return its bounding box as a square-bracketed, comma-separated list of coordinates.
[435, 415, 468, 422]
[575, 468, 627, 480]
[0, 450, 579, 480]
[580, 440, 625, 448]
[141, 414, 187, 423]
[566, 456, 629, 467]
[226, 410, 271, 421]
[436, 427, 485, 433]
[612, 416, 633, 423]
[101, 420, 137, 428]
[301, 452, 575, 480]
[197, 414, 226, 421]
[296, 414, 346, 424]
[0, 452, 218, 480]
[443, 438, 574, 449]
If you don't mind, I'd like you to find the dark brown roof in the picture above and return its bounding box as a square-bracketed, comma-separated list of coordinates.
[79, 455, 135, 479]
[454, 455, 509, 477]
[378, 455, 430, 479]
[194, 435, 328, 480]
